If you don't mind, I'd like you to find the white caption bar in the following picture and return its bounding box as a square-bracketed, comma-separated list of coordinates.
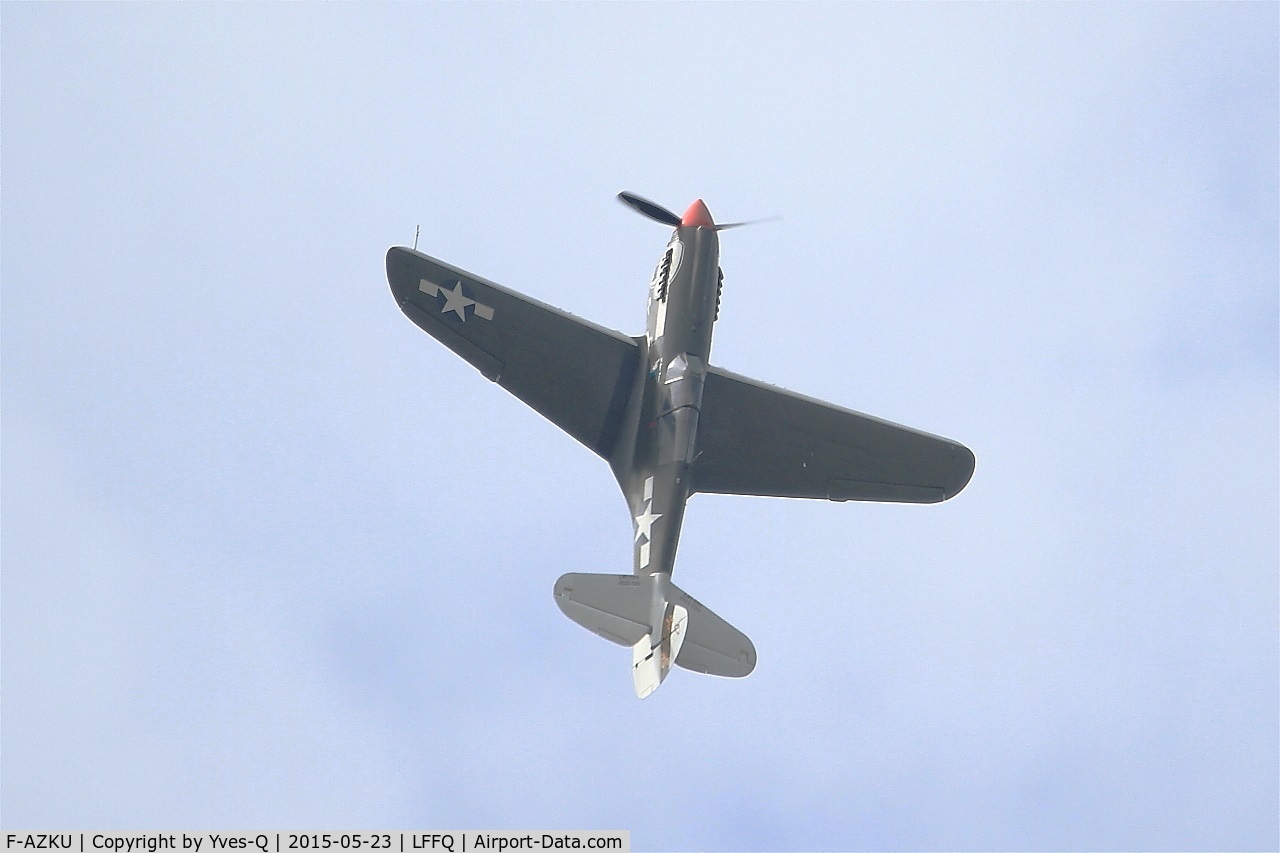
[2, 835, 628, 853]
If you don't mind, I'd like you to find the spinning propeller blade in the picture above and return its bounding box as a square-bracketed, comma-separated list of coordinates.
[714, 215, 782, 231]
[617, 192, 682, 227]
[618, 191, 777, 231]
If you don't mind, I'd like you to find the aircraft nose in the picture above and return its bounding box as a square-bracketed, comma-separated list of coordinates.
[680, 199, 715, 228]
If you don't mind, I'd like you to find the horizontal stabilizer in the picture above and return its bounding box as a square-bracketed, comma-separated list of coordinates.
[554, 574, 649, 646]
[666, 584, 757, 678]
[555, 572, 757, 694]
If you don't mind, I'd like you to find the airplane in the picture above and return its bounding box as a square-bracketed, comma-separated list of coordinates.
[386, 192, 975, 698]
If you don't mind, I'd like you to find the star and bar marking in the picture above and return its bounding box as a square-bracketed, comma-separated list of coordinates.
[419, 279, 495, 322]
[635, 476, 662, 569]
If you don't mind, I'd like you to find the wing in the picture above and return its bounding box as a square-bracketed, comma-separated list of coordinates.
[387, 247, 641, 458]
[691, 366, 974, 503]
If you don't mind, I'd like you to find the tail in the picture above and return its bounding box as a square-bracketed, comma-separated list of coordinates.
[553, 572, 756, 698]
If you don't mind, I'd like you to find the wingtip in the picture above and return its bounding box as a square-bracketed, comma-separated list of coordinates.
[941, 443, 977, 501]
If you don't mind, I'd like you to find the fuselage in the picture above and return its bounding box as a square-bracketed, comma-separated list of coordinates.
[607, 206, 721, 579]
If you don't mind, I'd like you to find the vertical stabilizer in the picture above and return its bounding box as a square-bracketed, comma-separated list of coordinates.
[631, 602, 688, 698]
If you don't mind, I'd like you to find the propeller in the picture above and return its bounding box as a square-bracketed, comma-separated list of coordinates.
[715, 215, 781, 230]
[617, 191, 778, 231]
[617, 191, 682, 227]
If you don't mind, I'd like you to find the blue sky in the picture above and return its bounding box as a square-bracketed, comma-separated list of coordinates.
[3, 4, 1276, 850]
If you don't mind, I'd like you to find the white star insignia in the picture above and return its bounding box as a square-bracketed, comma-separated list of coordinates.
[634, 503, 662, 542]
[439, 281, 476, 320]
[420, 279, 495, 321]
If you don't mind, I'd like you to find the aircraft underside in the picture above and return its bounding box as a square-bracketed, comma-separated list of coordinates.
[387, 193, 974, 697]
